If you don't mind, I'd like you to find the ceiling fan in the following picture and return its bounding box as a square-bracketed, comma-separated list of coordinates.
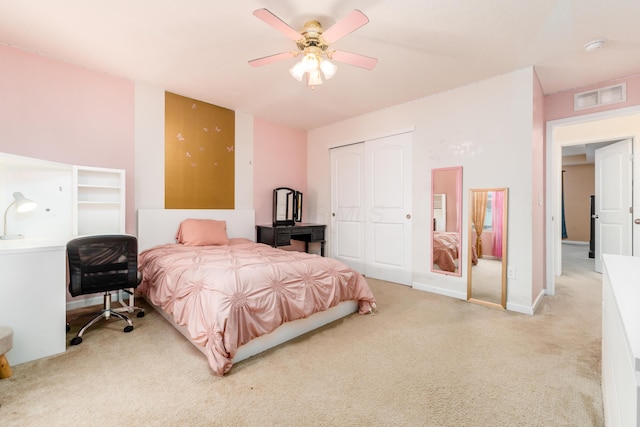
[248, 9, 378, 88]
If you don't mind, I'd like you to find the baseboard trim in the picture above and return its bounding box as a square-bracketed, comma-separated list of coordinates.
[412, 282, 467, 300]
[532, 288, 546, 312]
[506, 301, 535, 315]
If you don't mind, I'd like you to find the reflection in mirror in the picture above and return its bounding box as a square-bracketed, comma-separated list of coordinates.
[467, 188, 508, 309]
[273, 187, 303, 226]
[431, 166, 462, 276]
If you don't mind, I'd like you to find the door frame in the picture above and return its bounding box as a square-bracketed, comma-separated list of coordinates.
[545, 105, 640, 296]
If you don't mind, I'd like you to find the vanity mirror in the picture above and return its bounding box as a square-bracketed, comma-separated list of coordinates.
[273, 187, 302, 226]
[431, 166, 462, 276]
[467, 188, 508, 309]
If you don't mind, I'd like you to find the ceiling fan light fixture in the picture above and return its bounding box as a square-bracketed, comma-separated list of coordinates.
[302, 52, 319, 72]
[307, 69, 323, 87]
[250, 9, 377, 90]
[289, 61, 306, 81]
[320, 59, 337, 79]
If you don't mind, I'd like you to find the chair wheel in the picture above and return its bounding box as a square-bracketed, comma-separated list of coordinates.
[124, 325, 134, 333]
[136, 311, 145, 318]
[70, 336, 83, 346]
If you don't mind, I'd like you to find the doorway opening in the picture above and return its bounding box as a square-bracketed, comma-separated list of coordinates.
[545, 106, 640, 296]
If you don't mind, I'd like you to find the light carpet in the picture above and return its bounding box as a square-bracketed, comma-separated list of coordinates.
[469, 256, 503, 305]
[0, 244, 603, 426]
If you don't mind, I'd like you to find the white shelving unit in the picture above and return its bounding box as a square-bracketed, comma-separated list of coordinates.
[71, 165, 134, 314]
[72, 166, 125, 235]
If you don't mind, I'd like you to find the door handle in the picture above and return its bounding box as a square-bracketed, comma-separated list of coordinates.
[635, 219, 640, 225]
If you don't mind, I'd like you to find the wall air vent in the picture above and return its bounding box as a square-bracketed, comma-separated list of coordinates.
[574, 83, 626, 111]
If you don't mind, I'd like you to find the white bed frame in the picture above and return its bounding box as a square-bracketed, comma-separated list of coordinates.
[136, 209, 358, 365]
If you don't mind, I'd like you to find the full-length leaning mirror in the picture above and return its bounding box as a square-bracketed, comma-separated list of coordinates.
[467, 188, 508, 309]
[431, 166, 463, 276]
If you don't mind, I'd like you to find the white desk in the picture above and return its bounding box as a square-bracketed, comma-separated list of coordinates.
[0, 238, 67, 365]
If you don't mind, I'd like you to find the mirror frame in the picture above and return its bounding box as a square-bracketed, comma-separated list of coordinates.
[466, 187, 508, 309]
[273, 187, 302, 226]
[430, 166, 463, 276]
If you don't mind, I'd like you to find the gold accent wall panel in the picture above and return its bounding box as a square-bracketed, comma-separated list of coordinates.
[165, 92, 235, 208]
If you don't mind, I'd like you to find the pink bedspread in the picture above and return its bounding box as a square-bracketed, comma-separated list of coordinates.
[138, 241, 376, 376]
[433, 231, 461, 272]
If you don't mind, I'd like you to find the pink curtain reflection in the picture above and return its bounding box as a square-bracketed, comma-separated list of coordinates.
[492, 191, 504, 258]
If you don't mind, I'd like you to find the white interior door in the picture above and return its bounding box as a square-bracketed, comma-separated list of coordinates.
[595, 139, 633, 272]
[330, 144, 365, 272]
[365, 132, 413, 285]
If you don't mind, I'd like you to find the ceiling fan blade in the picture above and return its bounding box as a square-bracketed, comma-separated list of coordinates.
[330, 50, 378, 70]
[253, 9, 303, 42]
[321, 9, 369, 44]
[248, 52, 295, 68]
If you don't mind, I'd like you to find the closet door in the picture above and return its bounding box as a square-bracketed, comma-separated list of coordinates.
[365, 132, 412, 285]
[330, 143, 366, 272]
[330, 132, 413, 285]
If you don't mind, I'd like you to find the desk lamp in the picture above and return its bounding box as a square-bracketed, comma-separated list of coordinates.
[1, 192, 37, 240]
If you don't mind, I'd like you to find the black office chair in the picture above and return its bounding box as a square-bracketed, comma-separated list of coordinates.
[66, 234, 144, 345]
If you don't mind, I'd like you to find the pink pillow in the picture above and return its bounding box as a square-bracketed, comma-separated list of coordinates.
[176, 218, 230, 246]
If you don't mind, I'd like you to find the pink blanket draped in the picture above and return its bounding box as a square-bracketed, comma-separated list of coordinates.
[433, 231, 461, 272]
[138, 241, 376, 375]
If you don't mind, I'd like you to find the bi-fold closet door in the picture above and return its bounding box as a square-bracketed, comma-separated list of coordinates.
[330, 132, 412, 285]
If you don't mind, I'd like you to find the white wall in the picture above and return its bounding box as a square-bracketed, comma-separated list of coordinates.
[134, 82, 254, 217]
[134, 83, 165, 210]
[0, 153, 73, 239]
[308, 68, 537, 312]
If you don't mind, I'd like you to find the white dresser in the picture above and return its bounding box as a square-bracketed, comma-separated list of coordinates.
[602, 254, 640, 427]
[0, 239, 67, 365]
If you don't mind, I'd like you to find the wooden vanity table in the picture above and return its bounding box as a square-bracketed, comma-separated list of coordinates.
[256, 224, 326, 256]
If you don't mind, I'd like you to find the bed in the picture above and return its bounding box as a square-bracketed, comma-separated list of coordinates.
[432, 231, 478, 272]
[432, 231, 462, 273]
[136, 209, 377, 376]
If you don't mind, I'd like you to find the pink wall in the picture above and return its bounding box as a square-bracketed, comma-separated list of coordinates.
[0, 44, 308, 238]
[545, 73, 640, 121]
[0, 45, 135, 234]
[253, 118, 307, 226]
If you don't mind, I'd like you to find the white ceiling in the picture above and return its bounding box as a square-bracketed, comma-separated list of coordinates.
[1, 0, 639, 131]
